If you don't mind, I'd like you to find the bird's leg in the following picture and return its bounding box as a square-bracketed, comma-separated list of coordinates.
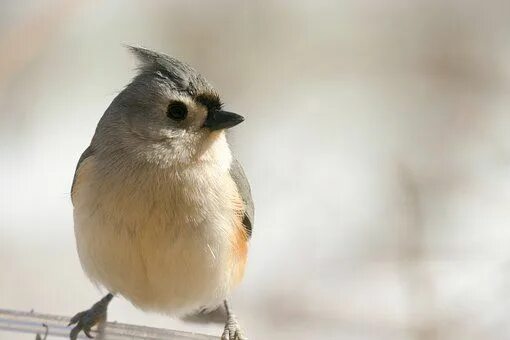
[221, 300, 247, 340]
[68, 293, 113, 340]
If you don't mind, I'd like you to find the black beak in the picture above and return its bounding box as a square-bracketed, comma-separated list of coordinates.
[203, 110, 244, 131]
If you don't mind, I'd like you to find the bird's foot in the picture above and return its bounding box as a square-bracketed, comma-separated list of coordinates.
[221, 314, 247, 340]
[68, 293, 113, 340]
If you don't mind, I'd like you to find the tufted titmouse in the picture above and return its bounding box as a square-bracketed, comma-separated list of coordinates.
[68, 47, 253, 340]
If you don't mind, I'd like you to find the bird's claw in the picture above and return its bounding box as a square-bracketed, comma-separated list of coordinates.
[68, 294, 113, 340]
[221, 316, 247, 340]
[68, 310, 99, 339]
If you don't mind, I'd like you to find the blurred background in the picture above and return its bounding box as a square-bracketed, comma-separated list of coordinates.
[1, 0, 510, 339]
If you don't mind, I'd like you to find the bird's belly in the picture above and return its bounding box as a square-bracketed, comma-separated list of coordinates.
[75, 208, 241, 314]
[72, 164, 247, 315]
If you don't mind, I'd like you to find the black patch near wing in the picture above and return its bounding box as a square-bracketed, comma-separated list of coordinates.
[229, 158, 254, 237]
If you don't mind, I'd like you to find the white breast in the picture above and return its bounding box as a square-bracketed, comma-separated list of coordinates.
[72, 137, 244, 315]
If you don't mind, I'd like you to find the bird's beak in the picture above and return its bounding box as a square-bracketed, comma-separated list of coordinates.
[203, 110, 244, 131]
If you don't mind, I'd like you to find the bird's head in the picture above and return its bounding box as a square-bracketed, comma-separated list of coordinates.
[95, 46, 244, 166]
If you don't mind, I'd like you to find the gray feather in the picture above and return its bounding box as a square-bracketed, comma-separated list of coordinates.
[229, 158, 254, 237]
[127, 45, 213, 96]
[71, 146, 93, 198]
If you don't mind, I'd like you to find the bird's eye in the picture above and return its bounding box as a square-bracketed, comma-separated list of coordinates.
[167, 101, 188, 121]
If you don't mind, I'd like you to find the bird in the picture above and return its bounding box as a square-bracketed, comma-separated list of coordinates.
[68, 46, 254, 340]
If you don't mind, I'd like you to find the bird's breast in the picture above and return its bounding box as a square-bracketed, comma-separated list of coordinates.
[72, 156, 248, 314]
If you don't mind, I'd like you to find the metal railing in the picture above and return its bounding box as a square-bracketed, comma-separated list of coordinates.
[0, 309, 218, 339]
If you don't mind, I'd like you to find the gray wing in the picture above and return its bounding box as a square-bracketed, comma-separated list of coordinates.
[229, 158, 254, 238]
[71, 146, 94, 198]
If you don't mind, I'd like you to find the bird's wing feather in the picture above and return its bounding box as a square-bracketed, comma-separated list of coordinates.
[71, 146, 94, 202]
[229, 158, 254, 238]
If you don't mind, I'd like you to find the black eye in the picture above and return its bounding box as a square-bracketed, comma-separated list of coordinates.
[167, 101, 188, 121]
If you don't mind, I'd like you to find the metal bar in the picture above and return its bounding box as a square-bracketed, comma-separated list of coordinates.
[0, 309, 218, 339]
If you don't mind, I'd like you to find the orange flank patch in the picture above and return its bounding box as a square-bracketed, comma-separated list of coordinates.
[230, 195, 249, 285]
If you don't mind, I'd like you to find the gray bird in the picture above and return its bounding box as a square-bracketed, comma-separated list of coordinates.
[69, 46, 253, 340]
